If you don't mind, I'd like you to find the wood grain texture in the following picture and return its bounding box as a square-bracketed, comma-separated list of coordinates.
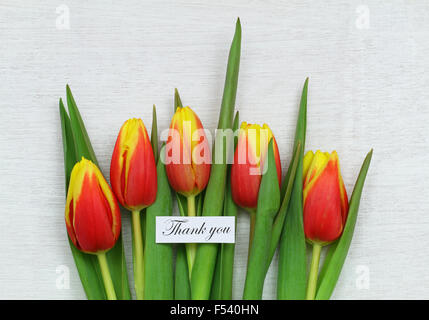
[0, 0, 428, 299]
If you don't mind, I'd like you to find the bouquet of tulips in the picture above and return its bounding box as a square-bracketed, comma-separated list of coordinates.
[59, 19, 372, 300]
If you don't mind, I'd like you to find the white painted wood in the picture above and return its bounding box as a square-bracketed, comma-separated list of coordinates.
[0, 0, 428, 299]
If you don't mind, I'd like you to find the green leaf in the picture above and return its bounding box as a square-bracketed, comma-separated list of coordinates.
[66, 85, 98, 165]
[196, 191, 204, 216]
[59, 99, 77, 191]
[316, 149, 373, 300]
[173, 198, 192, 299]
[175, 244, 192, 299]
[171, 89, 192, 300]
[144, 150, 174, 299]
[174, 191, 192, 299]
[277, 78, 308, 300]
[267, 140, 301, 270]
[67, 239, 107, 299]
[61, 86, 131, 299]
[191, 17, 241, 300]
[243, 141, 281, 299]
[210, 110, 240, 300]
[176, 193, 188, 217]
[59, 100, 106, 300]
[175, 88, 183, 111]
[210, 250, 222, 300]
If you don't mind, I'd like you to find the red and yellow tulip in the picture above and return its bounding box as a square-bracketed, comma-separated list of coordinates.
[65, 157, 121, 254]
[165, 106, 211, 197]
[165, 106, 211, 275]
[231, 122, 281, 210]
[303, 150, 349, 300]
[110, 118, 157, 212]
[303, 150, 349, 244]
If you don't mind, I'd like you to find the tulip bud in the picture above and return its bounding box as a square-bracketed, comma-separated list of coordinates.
[231, 122, 281, 210]
[303, 150, 349, 244]
[110, 118, 157, 212]
[165, 106, 211, 197]
[65, 157, 121, 253]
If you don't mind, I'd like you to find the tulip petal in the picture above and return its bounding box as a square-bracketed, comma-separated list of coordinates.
[123, 126, 157, 210]
[303, 152, 345, 243]
[231, 132, 261, 209]
[166, 106, 211, 196]
[111, 119, 157, 211]
[73, 173, 116, 252]
[231, 122, 281, 210]
[303, 150, 330, 197]
[334, 151, 349, 225]
[303, 150, 314, 179]
[165, 125, 196, 194]
[67, 159, 121, 252]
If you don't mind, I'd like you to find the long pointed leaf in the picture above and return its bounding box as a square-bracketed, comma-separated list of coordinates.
[191, 17, 241, 300]
[277, 78, 308, 300]
[174, 191, 192, 299]
[175, 244, 192, 299]
[243, 141, 281, 299]
[144, 150, 174, 299]
[210, 250, 222, 300]
[59, 99, 77, 190]
[172, 88, 192, 299]
[316, 149, 373, 300]
[267, 141, 301, 271]
[66, 85, 98, 165]
[59, 100, 106, 300]
[174, 88, 183, 112]
[61, 87, 131, 299]
[211, 111, 239, 300]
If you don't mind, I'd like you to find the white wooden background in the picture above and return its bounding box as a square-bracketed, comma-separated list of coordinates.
[1, 0, 428, 300]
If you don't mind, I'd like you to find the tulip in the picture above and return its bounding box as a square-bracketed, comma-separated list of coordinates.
[231, 122, 282, 211]
[110, 118, 157, 300]
[302, 150, 349, 300]
[165, 106, 211, 197]
[110, 118, 157, 211]
[65, 157, 121, 300]
[165, 106, 211, 276]
[230, 122, 281, 252]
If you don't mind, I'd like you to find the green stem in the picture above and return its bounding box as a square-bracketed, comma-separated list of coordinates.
[306, 243, 322, 300]
[132, 210, 145, 300]
[97, 252, 117, 300]
[186, 195, 197, 279]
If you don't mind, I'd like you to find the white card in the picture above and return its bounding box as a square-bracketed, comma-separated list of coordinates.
[156, 216, 235, 243]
